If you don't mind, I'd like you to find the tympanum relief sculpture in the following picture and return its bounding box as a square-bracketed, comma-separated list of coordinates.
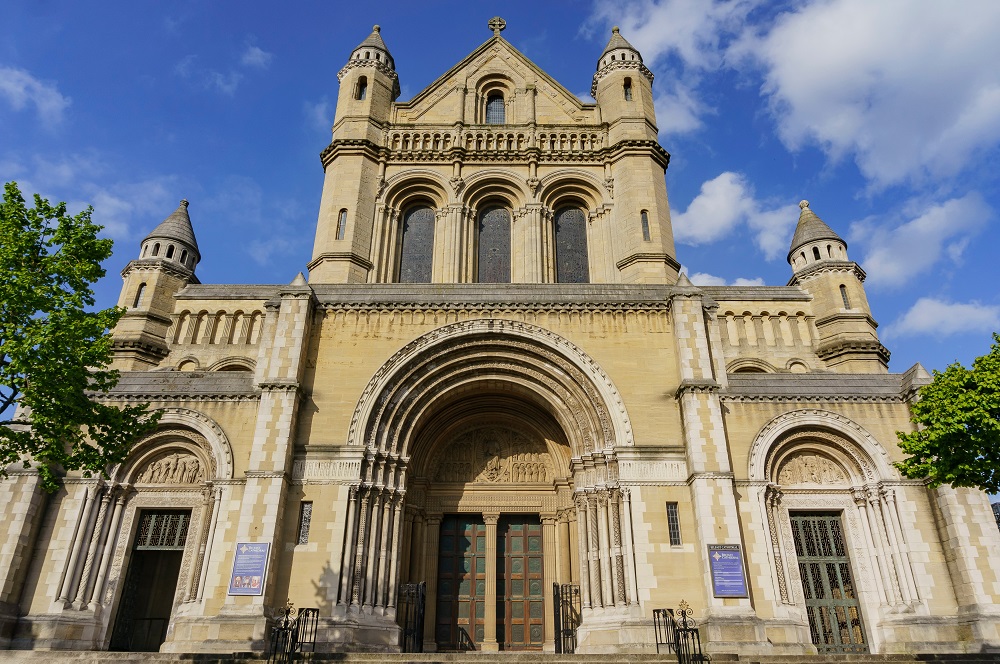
[777, 452, 847, 486]
[431, 426, 554, 484]
[136, 452, 204, 484]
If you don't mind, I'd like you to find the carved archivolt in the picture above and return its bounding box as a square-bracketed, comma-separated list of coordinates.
[748, 409, 896, 483]
[348, 318, 633, 458]
[429, 426, 554, 484]
[115, 408, 234, 483]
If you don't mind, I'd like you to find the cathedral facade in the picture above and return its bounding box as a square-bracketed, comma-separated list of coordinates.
[2, 20, 1000, 656]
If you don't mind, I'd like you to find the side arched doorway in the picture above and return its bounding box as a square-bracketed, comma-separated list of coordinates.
[336, 320, 638, 652]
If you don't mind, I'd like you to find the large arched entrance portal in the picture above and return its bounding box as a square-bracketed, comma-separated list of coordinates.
[336, 320, 638, 652]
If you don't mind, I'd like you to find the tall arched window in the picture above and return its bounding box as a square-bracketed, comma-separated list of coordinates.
[640, 210, 651, 241]
[840, 284, 851, 309]
[554, 207, 589, 283]
[166, 245, 175, 259]
[336, 209, 348, 241]
[398, 205, 435, 283]
[477, 205, 511, 283]
[624, 77, 633, 101]
[812, 246, 821, 260]
[152, 243, 160, 256]
[485, 92, 505, 124]
[133, 283, 146, 308]
[356, 76, 367, 100]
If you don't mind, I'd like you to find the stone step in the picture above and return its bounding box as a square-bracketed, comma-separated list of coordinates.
[2, 652, 996, 664]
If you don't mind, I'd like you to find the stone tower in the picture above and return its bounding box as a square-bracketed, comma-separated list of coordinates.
[112, 199, 200, 369]
[787, 200, 888, 372]
[309, 26, 400, 283]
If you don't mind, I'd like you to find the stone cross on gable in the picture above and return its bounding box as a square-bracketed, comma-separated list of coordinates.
[488, 16, 506, 36]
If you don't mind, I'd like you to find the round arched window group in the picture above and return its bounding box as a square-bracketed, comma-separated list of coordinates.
[396, 203, 588, 284]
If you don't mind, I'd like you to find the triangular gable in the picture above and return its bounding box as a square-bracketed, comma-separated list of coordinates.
[394, 36, 594, 125]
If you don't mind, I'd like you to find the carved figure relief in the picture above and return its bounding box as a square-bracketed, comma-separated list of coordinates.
[431, 427, 553, 484]
[777, 452, 846, 486]
[136, 452, 204, 484]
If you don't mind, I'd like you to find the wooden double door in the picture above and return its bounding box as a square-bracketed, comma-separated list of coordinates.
[436, 514, 544, 651]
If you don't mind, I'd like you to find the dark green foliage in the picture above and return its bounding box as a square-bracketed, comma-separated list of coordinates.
[897, 334, 1000, 492]
[0, 181, 159, 492]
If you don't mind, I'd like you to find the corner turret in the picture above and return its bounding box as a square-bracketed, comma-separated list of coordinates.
[113, 200, 201, 369]
[592, 27, 657, 141]
[787, 200, 888, 373]
[334, 25, 400, 132]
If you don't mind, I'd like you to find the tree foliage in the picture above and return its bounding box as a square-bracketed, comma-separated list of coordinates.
[0, 181, 159, 492]
[896, 333, 1000, 492]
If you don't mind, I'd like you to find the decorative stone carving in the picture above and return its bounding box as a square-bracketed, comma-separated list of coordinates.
[431, 426, 552, 484]
[777, 452, 847, 486]
[136, 453, 204, 484]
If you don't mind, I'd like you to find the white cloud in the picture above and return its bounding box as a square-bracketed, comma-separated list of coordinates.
[9, 152, 177, 240]
[587, 0, 756, 136]
[0, 66, 71, 127]
[590, 0, 755, 69]
[207, 71, 243, 96]
[687, 270, 765, 287]
[241, 45, 273, 69]
[883, 298, 1000, 339]
[672, 171, 799, 259]
[732, 0, 1000, 186]
[853, 193, 991, 289]
[304, 98, 331, 133]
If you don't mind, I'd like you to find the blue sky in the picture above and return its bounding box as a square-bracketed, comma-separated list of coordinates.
[2, 0, 999, 375]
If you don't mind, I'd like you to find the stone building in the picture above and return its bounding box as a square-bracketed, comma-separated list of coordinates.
[2, 19, 1000, 656]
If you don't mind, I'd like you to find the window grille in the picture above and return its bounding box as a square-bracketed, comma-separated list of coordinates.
[134, 511, 190, 550]
[840, 285, 851, 309]
[666, 502, 682, 546]
[486, 93, 505, 124]
[297, 501, 313, 545]
[132, 283, 146, 308]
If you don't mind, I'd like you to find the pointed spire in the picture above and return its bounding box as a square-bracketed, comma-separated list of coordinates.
[676, 270, 693, 287]
[787, 200, 845, 262]
[290, 272, 308, 287]
[144, 199, 200, 258]
[599, 26, 642, 64]
[351, 24, 395, 71]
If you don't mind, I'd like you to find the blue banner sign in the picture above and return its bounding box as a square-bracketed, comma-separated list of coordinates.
[708, 544, 748, 598]
[228, 541, 270, 596]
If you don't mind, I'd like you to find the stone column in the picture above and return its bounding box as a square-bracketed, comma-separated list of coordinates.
[541, 515, 557, 652]
[386, 495, 405, 615]
[853, 488, 889, 605]
[596, 492, 614, 607]
[74, 486, 111, 607]
[196, 487, 223, 602]
[422, 516, 442, 652]
[57, 484, 97, 605]
[556, 510, 572, 584]
[575, 495, 592, 609]
[338, 486, 359, 607]
[91, 490, 127, 609]
[408, 513, 424, 583]
[482, 513, 500, 652]
[620, 488, 639, 605]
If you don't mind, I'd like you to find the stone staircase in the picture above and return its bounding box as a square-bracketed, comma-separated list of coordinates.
[2, 653, 999, 664]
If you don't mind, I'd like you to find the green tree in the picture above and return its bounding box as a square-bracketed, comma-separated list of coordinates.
[0, 181, 159, 492]
[897, 333, 1000, 492]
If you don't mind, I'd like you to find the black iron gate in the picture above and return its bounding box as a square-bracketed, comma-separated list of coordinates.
[653, 602, 705, 664]
[553, 583, 580, 654]
[791, 512, 868, 654]
[266, 606, 318, 664]
[398, 581, 426, 653]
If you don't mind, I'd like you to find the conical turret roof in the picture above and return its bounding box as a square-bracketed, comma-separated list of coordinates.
[358, 24, 390, 51]
[353, 25, 395, 68]
[144, 199, 200, 257]
[787, 200, 844, 261]
[599, 26, 642, 63]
